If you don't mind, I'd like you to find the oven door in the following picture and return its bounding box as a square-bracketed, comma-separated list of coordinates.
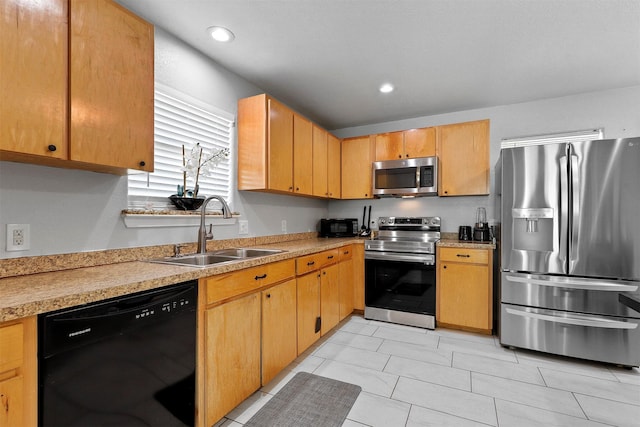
[365, 251, 436, 318]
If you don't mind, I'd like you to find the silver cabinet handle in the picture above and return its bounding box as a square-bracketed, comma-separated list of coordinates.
[506, 274, 638, 292]
[505, 307, 637, 330]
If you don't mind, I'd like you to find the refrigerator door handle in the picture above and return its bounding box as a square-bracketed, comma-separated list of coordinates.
[505, 307, 638, 330]
[505, 274, 638, 292]
[558, 155, 569, 263]
[569, 153, 580, 269]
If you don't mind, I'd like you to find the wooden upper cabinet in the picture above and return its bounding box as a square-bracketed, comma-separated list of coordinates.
[0, 0, 68, 160]
[436, 119, 490, 196]
[327, 133, 341, 198]
[268, 98, 294, 192]
[312, 125, 328, 197]
[375, 131, 403, 161]
[70, 0, 154, 171]
[404, 127, 436, 158]
[238, 94, 295, 194]
[293, 113, 313, 195]
[341, 135, 375, 199]
[1, 0, 154, 173]
[375, 127, 435, 161]
[238, 93, 339, 199]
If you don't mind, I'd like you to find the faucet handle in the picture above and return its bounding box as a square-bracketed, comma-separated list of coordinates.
[206, 224, 214, 240]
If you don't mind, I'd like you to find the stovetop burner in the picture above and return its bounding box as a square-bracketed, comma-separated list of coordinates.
[365, 216, 440, 254]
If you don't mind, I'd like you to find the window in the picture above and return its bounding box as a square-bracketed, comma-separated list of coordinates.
[128, 83, 234, 210]
[501, 128, 604, 149]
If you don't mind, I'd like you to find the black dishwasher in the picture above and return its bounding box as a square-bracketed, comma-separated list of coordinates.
[38, 281, 197, 427]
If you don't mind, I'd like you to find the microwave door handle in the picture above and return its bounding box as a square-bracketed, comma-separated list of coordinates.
[505, 274, 638, 292]
[505, 307, 638, 330]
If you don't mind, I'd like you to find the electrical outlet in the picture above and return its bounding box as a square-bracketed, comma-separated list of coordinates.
[238, 220, 249, 235]
[281, 220, 287, 233]
[6, 224, 30, 251]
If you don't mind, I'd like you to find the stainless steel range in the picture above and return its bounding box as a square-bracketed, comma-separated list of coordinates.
[364, 216, 440, 329]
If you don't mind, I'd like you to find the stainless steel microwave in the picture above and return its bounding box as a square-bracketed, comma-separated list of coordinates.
[372, 156, 438, 197]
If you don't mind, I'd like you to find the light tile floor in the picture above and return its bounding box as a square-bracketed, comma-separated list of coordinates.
[215, 315, 640, 427]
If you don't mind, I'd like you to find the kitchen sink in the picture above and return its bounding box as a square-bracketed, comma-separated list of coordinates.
[148, 253, 241, 267]
[147, 247, 285, 268]
[211, 248, 284, 258]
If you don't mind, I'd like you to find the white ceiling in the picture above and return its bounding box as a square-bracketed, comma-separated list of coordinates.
[116, 0, 640, 130]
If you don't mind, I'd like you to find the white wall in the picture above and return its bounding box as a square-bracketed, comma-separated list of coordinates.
[0, 28, 328, 259]
[328, 85, 640, 232]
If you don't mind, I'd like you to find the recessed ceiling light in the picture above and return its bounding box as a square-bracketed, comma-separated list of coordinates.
[379, 83, 394, 93]
[208, 26, 235, 43]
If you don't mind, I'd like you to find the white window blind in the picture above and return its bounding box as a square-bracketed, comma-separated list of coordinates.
[501, 129, 604, 149]
[128, 84, 234, 209]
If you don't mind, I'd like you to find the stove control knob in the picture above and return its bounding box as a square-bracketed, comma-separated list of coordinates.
[379, 218, 386, 224]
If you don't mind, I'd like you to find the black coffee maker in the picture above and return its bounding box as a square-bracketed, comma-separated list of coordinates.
[473, 207, 491, 242]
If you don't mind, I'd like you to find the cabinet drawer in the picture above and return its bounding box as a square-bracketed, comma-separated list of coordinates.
[296, 249, 339, 275]
[338, 245, 353, 262]
[439, 247, 489, 264]
[0, 323, 23, 373]
[204, 259, 295, 305]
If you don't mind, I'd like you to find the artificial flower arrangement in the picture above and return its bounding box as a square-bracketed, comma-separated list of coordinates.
[178, 143, 230, 197]
[170, 143, 229, 210]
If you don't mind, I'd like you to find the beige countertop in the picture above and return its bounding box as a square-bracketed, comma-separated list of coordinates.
[437, 238, 496, 250]
[0, 236, 362, 322]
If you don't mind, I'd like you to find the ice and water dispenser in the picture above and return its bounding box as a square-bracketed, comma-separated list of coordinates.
[511, 207, 555, 251]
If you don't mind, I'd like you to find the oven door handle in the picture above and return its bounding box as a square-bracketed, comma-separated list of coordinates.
[505, 274, 638, 292]
[365, 251, 434, 264]
[505, 307, 638, 330]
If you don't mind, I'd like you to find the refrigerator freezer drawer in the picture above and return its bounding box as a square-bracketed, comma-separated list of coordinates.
[500, 303, 640, 367]
[501, 272, 640, 318]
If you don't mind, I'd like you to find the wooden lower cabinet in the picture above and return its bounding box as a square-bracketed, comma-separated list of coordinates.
[297, 271, 321, 354]
[352, 244, 365, 311]
[0, 317, 36, 427]
[320, 263, 340, 335]
[203, 293, 261, 427]
[261, 279, 297, 385]
[436, 247, 493, 334]
[338, 246, 354, 321]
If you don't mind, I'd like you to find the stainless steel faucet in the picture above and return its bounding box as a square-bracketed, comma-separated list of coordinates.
[198, 195, 232, 253]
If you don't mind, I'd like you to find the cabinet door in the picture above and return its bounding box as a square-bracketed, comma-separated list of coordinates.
[312, 125, 328, 197]
[352, 244, 365, 311]
[0, 375, 23, 427]
[267, 98, 294, 192]
[205, 293, 261, 426]
[327, 133, 341, 198]
[438, 262, 490, 330]
[0, 0, 67, 159]
[437, 120, 489, 196]
[69, 0, 153, 171]
[293, 113, 313, 195]
[404, 127, 436, 158]
[297, 272, 321, 354]
[375, 131, 403, 161]
[262, 279, 297, 385]
[341, 135, 374, 199]
[338, 256, 354, 321]
[321, 264, 340, 335]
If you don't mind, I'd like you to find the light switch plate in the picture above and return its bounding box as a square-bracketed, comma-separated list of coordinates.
[238, 220, 249, 235]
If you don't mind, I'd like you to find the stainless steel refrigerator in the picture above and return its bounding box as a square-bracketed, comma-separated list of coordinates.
[500, 137, 640, 367]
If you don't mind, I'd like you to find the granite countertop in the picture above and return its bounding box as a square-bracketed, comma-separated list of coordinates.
[437, 238, 496, 250]
[0, 236, 362, 322]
